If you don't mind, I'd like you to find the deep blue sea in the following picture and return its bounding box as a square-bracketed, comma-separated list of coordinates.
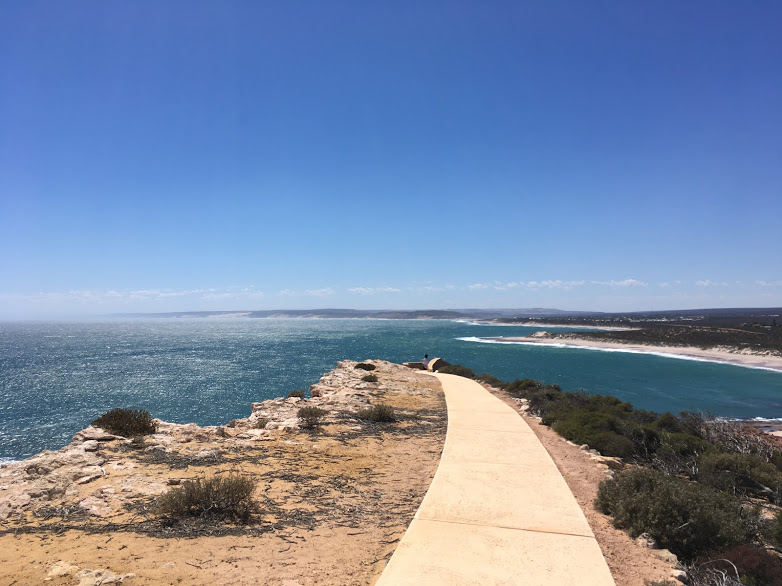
[2, 318, 782, 462]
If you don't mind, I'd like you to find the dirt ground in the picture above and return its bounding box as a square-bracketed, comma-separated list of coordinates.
[0, 363, 447, 586]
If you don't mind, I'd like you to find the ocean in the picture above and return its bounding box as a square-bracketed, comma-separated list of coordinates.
[2, 318, 782, 462]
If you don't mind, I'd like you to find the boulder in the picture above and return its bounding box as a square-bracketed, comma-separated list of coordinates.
[634, 532, 658, 549]
[73, 427, 122, 443]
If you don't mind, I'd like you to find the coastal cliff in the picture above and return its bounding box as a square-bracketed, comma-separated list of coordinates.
[0, 361, 447, 586]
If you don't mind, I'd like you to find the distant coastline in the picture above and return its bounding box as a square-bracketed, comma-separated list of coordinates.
[471, 335, 782, 373]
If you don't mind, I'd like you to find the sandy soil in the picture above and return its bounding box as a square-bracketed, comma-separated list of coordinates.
[487, 335, 782, 373]
[0, 362, 447, 586]
[484, 384, 680, 586]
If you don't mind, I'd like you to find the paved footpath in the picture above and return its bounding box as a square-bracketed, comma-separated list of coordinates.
[375, 372, 616, 586]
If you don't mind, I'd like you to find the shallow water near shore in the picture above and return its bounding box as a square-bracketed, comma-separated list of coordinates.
[2, 318, 782, 460]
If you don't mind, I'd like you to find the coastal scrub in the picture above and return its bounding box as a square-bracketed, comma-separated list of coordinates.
[92, 408, 157, 437]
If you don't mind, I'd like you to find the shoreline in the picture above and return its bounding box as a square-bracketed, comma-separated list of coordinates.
[473, 335, 782, 374]
[493, 321, 638, 331]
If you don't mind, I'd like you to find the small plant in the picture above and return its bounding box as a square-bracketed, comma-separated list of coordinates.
[356, 404, 396, 422]
[437, 364, 476, 378]
[361, 374, 378, 382]
[298, 406, 326, 429]
[287, 389, 306, 399]
[253, 417, 269, 430]
[92, 408, 157, 437]
[355, 363, 376, 371]
[156, 474, 257, 522]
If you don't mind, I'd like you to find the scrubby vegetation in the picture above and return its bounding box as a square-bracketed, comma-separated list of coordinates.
[354, 362, 376, 371]
[356, 404, 395, 422]
[297, 406, 326, 429]
[361, 374, 378, 382]
[688, 544, 782, 586]
[156, 474, 258, 522]
[452, 362, 782, 576]
[92, 408, 157, 437]
[437, 364, 476, 378]
[287, 389, 306, 399]
[505, 308, 782, 355]
[596, 467, 759, 560]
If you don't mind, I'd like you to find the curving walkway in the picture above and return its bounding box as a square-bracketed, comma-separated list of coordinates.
[375, 372, 616, 585]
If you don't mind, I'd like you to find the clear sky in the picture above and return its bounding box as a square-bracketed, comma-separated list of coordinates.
[2, 1, 781, 318]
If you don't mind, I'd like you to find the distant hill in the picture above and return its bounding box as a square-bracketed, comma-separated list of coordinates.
[109, 308, 590, 320]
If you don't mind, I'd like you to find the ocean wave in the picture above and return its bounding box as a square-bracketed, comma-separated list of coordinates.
[456, 337, 782, 374]
[0, 457, 19, 466]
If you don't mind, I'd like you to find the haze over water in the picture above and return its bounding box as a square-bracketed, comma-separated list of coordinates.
[2, 318, 782, 461]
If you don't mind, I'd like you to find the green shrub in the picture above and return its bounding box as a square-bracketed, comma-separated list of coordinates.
[157, 474, 257, 521]
[361, 374, 378, 382]
[697, 452, 782, 503]
[653, 433, 712, 475]
[356, 404, 396, 422]
[552, 409, 634, 457]
[764, 509, 782, 549]
[287, 389, 306, 399]
[253, 417, 269, 429]
[504, 378, 542, 396]
[355, 363, 376, 371]
[477, 373, 505, 387]
[652, 412, 684, 433]
[92, 408, 157, 437]
[437, 364, 476, 378]
[589, 432, 636, 458]
[595, 468, 759, 561]
[297, 406, 326, 429]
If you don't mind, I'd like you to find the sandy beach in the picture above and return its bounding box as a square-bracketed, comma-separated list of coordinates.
[483, 335, 782, 373]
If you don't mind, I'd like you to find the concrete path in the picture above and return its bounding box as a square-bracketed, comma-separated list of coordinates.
[375, 373, 616, 586]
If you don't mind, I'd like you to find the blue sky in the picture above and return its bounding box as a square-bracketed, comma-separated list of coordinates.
[1, 1, 781, 318]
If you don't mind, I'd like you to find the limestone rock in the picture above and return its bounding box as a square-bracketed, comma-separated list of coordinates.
[634, 532, 659, 549]
[75, 568, 136, 585]
[47, 559, 81, 578]
[73, 426, 122, 443]
[652, 548, 678, 563]
[671, 569, 688, 584]
[82, 440, 100, 452]
[79, 495, 113, 516]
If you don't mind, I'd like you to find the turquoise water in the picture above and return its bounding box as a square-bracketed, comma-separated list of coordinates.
[2, 318, 782, 461]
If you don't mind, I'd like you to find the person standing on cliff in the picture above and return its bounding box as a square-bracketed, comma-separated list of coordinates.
[422, 354, 430, 369]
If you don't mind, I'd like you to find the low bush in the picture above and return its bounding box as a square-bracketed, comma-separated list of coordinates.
[287, 390, 306, 399]
[157, 474, 257, 522]
[92, 408, 157, 437]
[697, 452, 782, 503]
[297, 406, 326, 429]
[476, 373, 505, 388]
[764, 509, 782, 549]
[595, 468, 759, 561]
[552, 408, 636, 458]
[504, 378, 542, 396]
[361, 374, 378, 382]
[437, 364, 476, 378]
[356, 404, 396, 422]
[355, 363, 376, 371]
[692, 544, 782, 586]
[253, 417, 269, 429]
